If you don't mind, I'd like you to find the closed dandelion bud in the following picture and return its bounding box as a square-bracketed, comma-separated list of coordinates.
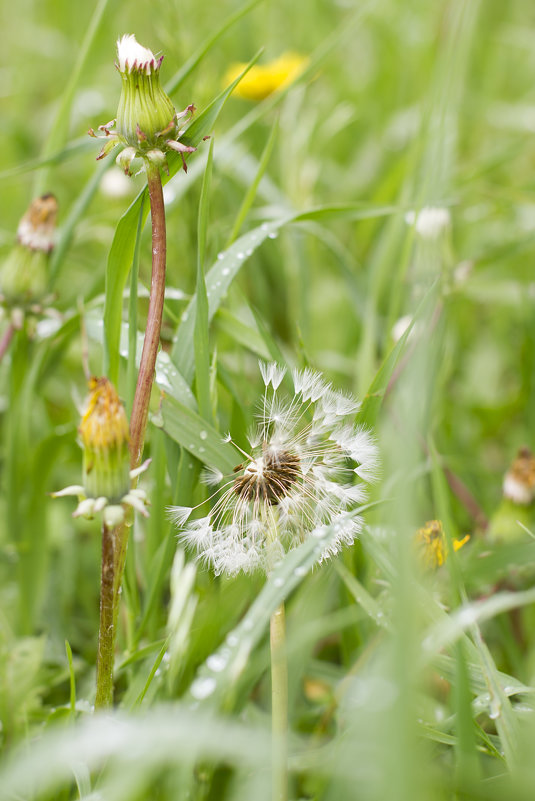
[90, 35, 196, 174]
[115, 35, 176, 152]
[79, 377, 131, 503]
[0, 194, 57, 307]
[488, 447, 535, 543]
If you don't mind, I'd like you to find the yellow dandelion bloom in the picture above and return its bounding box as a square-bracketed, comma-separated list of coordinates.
[79, 377, 131, 502]
[224, 53, 309, 101]
[415, 520, 469, 571]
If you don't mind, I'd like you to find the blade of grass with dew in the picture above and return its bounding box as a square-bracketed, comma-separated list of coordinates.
[185, 510, 371, 710]
[33, 0, 111, 197]
[103, 52, 263, 383]
[194, 137, 214, 422]
[160, 395, 237, 473]
[172, 203, 398, 382]
[334, 561, 391, 632]
[0, 708, 271, 799]
[85, 310, 197, 410]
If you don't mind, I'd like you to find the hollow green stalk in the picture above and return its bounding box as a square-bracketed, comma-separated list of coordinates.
[266, 510, 289, 801]
[270, 602, 288, 801]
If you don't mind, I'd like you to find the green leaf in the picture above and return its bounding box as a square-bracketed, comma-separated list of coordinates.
[194, 138, 214, 422]
[161, 394, 237, 474]
[173, 204, 398, 383]
[357, 278, 439, 428]
[186, 512, 364, 708]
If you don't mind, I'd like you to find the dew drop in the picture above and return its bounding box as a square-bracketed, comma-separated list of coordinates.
[294, 565, 307, 577]
[245, 248, 253, 256]
[199, 447, 205, 454]
[207, 653, 228, 673]
[190, 676, 216, 700]
[236, 252, 244, 259]
[226, 634, 238, 647]
[242, 619, 253, 632]
[217, 252, 224, 260]
[273, 577, 284, 588]
[189, 443, 195, 449]
[268, 231, 278, 240]
[261, 223, 269, 231]
[200, 430, 208, 440]
[222, 267, 230, 276]
[181, 312, 189, 322]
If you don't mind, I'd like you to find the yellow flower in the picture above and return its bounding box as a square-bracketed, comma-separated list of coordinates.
[53, 377, 150, 526]
[415, 520, 469, 571]
[224, 53, 308, 101]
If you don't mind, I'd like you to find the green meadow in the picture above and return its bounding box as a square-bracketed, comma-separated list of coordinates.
[2, 1, 535, 799]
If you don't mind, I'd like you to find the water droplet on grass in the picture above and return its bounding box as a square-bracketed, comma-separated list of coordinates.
[200, 430, 208, 440]
[273, 577, 284, 588]
[207, 652, 228, 672]
[191, 677, 216, 700]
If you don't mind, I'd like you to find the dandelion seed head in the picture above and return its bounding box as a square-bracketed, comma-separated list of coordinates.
[174, 364, 378, 575]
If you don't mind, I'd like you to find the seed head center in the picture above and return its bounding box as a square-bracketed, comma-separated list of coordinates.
[233, 444, 301, 504]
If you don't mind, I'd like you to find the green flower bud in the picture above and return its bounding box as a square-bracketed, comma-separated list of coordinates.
[0, 194, 57, 307]
[79, 377, 131, 503]
[90, 36, 196, 174]
[115, 35, 176, 152]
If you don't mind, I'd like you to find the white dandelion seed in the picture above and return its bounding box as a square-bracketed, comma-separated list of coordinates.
[169, 364, 379, 575]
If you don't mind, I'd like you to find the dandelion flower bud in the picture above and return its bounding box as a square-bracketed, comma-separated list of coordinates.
[0, 194, 57, 307]
[79, 377, 131, 502]
[89, 35, 196, 174]
[115, 35, 176, 151]
[502, 446, 535, 506]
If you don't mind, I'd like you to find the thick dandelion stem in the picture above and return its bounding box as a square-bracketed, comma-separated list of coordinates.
[270, 602, 288, 801]
[129, 163, 166, 470]
[95, 522, 116, 708]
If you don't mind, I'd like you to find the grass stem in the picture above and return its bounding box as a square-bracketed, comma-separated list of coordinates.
[270, 602, 288, 801]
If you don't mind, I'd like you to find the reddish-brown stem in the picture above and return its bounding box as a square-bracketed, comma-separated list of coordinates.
[95, 523, 116, 708]
[0, 323, 15, 364]
[129, 165, 166, 470]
